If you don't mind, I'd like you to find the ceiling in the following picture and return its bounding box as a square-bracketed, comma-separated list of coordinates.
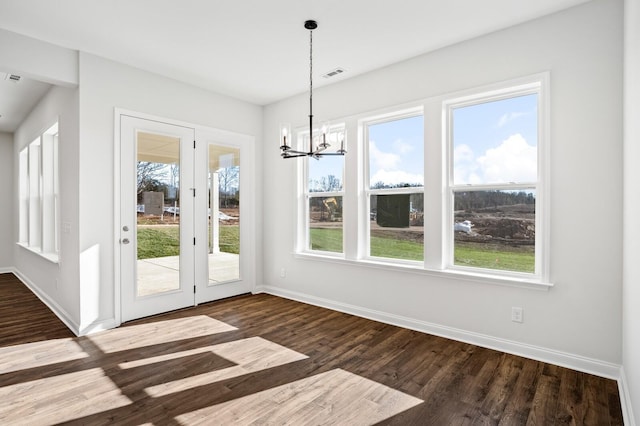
[0, 0, 591, 133]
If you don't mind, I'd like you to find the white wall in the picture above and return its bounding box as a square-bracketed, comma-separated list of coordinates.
[0, 132, 13, 271]
[623, 0, 640, 422]
[0, 28, 77, 87]
[13, 85, 81, 329]
[262, 0, 623, 376]
[76, 52, 263, 333]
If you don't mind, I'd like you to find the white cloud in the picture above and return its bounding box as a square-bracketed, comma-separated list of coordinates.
[369, 139, 422, 186]
[371, 169, 424, 186]
[497, 111, 527, 128]
[370, 140, 401, 170]
[454, 134, 536, 184]
[453, 144, 480, 184]
[393, 139, 414, 155]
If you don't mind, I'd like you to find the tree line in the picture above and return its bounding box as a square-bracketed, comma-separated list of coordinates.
[137, 161, 239, 207]
[455, 190, 535, 211]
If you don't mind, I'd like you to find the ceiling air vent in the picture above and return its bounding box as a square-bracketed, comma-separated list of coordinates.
[322, 68, 345, 79]
[5, 74, 21, 83]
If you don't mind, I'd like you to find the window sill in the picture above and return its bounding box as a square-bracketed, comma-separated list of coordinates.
[17, 243, 59, 264]
[293, 251, 553, 291]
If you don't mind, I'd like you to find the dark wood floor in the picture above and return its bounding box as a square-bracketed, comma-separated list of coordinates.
[0, 272, 623, 425]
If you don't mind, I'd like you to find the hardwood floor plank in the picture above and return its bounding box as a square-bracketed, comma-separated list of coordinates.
[0, 273, 624, 425]
[497, 358, 542, 425]
[0, 275, 74, 347]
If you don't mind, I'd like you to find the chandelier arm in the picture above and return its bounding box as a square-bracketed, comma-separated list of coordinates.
[282, 152, 309, 159]
[283, 148, 308, 155]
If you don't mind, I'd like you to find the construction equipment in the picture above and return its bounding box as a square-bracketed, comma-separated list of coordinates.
[322, 197, 342, 221]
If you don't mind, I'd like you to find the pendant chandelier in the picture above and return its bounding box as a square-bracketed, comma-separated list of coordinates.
[280, 20, 347, 159]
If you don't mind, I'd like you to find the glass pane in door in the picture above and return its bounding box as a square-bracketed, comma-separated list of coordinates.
[208, 145, 240, 283]
[136, 132, 181, 296]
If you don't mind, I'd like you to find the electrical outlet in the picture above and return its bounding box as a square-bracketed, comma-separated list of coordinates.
[511, 307, 523, 323]
[280, 267, 286, 278]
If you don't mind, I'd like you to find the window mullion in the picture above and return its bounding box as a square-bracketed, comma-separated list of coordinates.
[424, 99, 444, 270]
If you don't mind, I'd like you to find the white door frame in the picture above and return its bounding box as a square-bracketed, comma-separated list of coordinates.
[113, 109, 256, 325]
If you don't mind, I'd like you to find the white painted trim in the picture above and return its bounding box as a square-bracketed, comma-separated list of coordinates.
[113, 108, 123, 326]
[255, 284, 621, 380]
[443, 73, 550, 283]
[619, 366, 637, 426]
[114, 108, 258, 316]
[0, 267, 14, 274]
[12, 268, 80, 336]
[78, 318, 120, 336]
[16, 242, 59, 264]
[294, 251, 552, 291]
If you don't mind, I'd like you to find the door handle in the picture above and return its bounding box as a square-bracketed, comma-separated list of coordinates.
[122, 238, 130, 244]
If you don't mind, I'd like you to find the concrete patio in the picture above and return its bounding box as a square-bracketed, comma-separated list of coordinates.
[137, 252, 240, 296]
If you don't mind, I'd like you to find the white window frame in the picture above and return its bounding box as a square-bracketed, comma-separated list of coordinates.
[297, 125, 347, 257]
[18, 120, 60, 263]
[294, 73, 551, 289]
[362, 107, 424, 265]
[443, 74, 549, 283]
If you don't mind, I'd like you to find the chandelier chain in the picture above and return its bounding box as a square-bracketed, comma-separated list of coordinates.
[279, 20, 346, 159]
[309, 28, 313, 126]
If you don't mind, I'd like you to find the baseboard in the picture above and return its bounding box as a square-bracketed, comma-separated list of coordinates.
[255, 284, 621, 380]
[12, 268, 81, 336]
[78, 318, 120, 336]
[0, 266, 14, 274]
[619, 366, 637, 426]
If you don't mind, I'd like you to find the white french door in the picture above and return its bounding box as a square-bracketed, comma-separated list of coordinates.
[120, 116, 196, 322]
[194, 127, 251, 303]
[119, 115, 253, 322]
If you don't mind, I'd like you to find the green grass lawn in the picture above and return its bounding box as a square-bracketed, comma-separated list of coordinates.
[137, 225, 239, 260]
[454, 242, 534, 273]
[370, 235, 423, 261]
[309, 228, 534, 273]
[218, 225, 240, 254]
[137, 227, 180, 259]
[310, 228, 343, 252]
[139, 225, 533, 273]
[310, 228, 425, 260]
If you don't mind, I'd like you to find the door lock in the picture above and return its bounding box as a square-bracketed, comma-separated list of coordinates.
[122, 238, 130, 244]
[122, 226, 129, 232]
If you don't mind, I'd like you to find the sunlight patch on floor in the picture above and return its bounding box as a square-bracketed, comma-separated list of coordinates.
[0, 313, 423, 425]
[88, 315, 237, 353]
[176, 368, 423, 425]
[144, 336, 308, 397]
[0, 338, 88, 374]
[0, 367, 132, 424]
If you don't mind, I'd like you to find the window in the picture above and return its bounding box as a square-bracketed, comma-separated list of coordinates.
[365, 112, 424, 262]
[303, 126, 346, 254]
[445, 81, 545, 278]
[295, 74, 549, 285]
[18, 121, 59, 261]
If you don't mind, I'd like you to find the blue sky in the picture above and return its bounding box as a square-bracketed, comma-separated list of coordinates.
[453, 93, 538, 185]
[307, 94, 537, 189]
[368, 115, 424, 187]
